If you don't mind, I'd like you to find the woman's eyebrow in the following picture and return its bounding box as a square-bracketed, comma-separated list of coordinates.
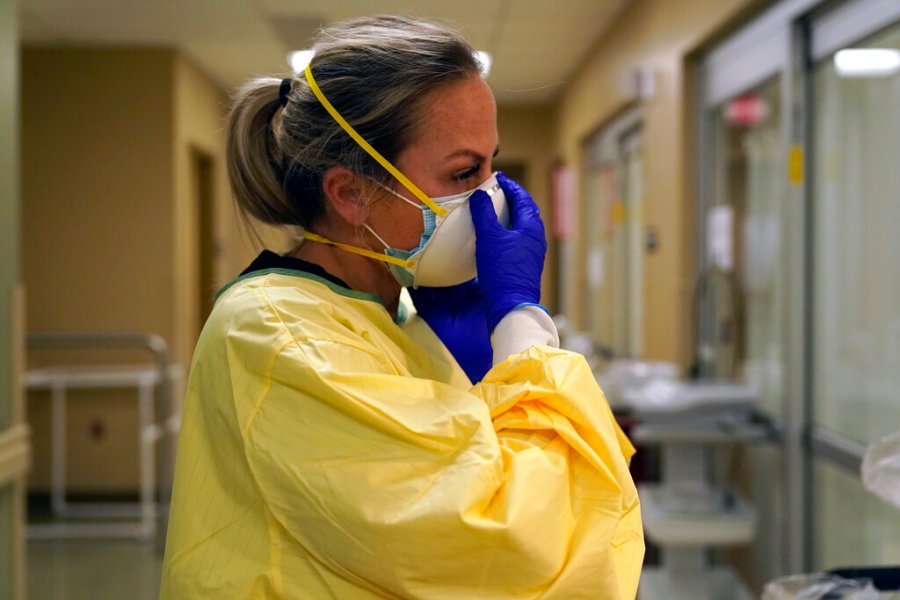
[443, 146, 501, 161]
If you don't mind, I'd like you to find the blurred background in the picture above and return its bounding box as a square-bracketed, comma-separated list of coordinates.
[0, 0, 898, 598]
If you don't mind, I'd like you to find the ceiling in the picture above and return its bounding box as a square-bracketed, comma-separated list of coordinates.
[18, 0, 629, 105]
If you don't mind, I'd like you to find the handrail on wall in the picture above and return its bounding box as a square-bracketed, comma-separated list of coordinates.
[749, 410, 867, 474]
[810, 426, 867, 474]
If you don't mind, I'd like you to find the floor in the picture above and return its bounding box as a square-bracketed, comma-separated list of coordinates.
[24, 493, 164, 599]
[27, 538, 162, 600]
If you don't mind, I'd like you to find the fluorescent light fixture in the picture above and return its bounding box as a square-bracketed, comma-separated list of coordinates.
[288, 50, 315, 73]
[834, 48, 900, 78]
[475, 51, 492, 78]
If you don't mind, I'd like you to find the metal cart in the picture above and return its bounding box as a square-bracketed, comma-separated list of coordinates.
[24, 332, 180, 546]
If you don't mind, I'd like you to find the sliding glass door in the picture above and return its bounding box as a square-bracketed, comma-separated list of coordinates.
[706, 76, 787, 414]
[698, 3, 803, 581]
[583, 110, 644, 359]
[810, 4, 900, 568]
[698, 0, 900, 582]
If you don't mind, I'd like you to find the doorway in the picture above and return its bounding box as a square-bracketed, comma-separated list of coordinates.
[191, 149, 216, 332]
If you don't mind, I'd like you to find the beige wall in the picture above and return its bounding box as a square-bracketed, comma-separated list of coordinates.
[22, 48, 176, 345]
[173, 56, 231, 366]
[20, 47, 239, 492]
[1, 0, 20, 432]
[496, 104, 558, 310]
[1, 1, 28, 597]
[21, 47, 176, 491]
[174, 58, 290, 367]
[200, 77, 289, 299]
[554, 0, 763, 367]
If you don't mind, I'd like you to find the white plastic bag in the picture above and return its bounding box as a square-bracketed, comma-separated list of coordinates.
[762, 574, 880, 600]
[861, 430, 900, 509]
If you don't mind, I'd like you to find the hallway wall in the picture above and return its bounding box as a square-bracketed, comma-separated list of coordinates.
[496, 104, 558, 310]
[554, 0, 766, 367]
[21, 48, 175, 492]
[17, 47, 263, 493]
[173, 56, 231, 370]
[21, 47, 176, 352]
[1, 2, 27, 597]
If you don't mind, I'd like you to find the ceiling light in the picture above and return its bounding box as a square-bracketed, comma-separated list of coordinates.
[834, 48, 900, 78]
[475, 51, 492, 78]
[288, 50, 315, 73]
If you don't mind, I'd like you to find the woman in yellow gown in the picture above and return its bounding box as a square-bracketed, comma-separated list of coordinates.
[160, 15, 643, 599]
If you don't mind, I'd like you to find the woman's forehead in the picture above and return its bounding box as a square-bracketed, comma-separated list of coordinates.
[408, 77, 498, 158]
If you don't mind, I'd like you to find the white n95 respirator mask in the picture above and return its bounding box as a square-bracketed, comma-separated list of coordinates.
[365, 172, 509, 288]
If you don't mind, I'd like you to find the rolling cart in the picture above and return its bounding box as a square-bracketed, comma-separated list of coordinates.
[25, 332, 180, 545]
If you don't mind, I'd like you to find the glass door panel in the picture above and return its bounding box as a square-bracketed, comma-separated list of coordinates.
[583, 111, 644, 359]
[811, 15, 900, 572]
[585, 164, 616, 349]
[609, 162, 629, 355]
[704, 76, 788, 587]
[812, 21, 900, 444]
[814, 458, 900, 568]
[620, 129, 644, 357]
[708, 76, 787, 417]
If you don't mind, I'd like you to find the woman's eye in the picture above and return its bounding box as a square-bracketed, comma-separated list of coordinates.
[453, 164, 481, 182]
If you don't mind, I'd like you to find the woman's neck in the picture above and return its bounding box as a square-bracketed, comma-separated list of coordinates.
[292, 229, 402, 318]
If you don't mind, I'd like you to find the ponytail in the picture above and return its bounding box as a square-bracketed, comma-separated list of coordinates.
[226, 78, 316, 227]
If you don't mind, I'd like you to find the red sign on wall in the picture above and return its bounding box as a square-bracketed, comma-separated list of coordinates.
[552, 165, 576, 240]
[724, 93, 769, 126]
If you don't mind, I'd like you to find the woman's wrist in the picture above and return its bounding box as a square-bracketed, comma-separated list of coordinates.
[490, 305, 559, 366]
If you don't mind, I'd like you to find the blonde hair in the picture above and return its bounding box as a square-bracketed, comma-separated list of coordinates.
[226, 15, 481, 229]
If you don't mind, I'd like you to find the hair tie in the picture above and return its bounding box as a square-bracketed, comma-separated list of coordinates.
[278, 78, 292, 107]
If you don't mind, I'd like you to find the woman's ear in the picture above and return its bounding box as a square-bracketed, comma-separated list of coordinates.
[321, 166, 371, 226]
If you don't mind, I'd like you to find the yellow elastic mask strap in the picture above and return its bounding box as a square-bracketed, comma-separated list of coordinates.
[304, 65, 448, 218]
[302, 231, 414, 268]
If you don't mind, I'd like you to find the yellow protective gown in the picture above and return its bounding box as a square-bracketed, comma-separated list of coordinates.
[160, 268, 643, 599]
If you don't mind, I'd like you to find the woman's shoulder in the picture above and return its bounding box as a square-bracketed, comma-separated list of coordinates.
[216, 250, 344, 299]
[219, 275, 376, 321]
[217, 250, 377, 308]
[193, 252, 404, 380]
[205, 251, 389, 343]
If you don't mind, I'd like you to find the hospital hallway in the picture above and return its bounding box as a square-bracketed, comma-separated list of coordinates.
[1, 0, 899, 598]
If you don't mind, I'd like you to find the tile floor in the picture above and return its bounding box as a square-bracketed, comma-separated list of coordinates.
[27, 538, 162, 600]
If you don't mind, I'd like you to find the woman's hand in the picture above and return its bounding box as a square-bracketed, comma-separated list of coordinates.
[408, 280, 493, 383]
[469, 172, 547, 332]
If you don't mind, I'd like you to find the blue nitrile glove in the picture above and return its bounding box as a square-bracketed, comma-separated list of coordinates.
[470, 171, 547, 333]
[408, 279, 494, 383]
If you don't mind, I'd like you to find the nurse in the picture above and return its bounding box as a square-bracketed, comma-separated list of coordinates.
[161, 14, 643, 599]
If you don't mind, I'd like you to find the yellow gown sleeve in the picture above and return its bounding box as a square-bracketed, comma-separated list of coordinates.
[236, 313, 644, 600]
